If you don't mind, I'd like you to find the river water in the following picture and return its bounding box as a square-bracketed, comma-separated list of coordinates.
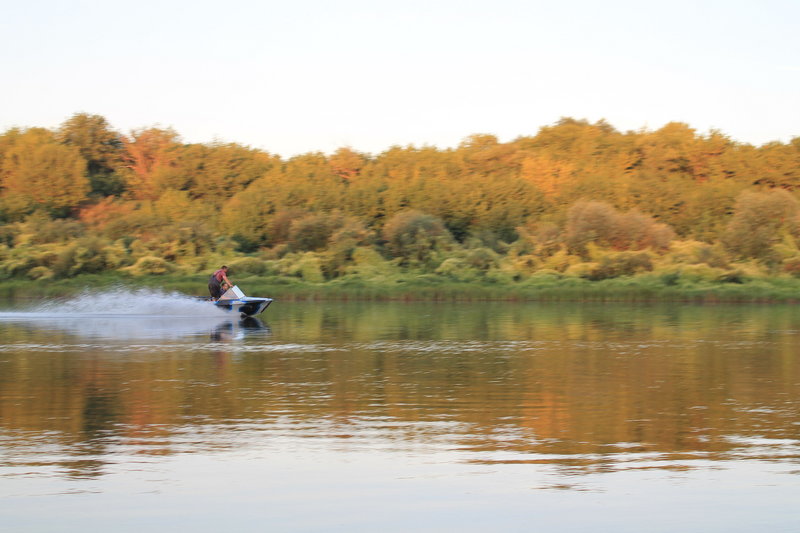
[1, 289, 799, 531]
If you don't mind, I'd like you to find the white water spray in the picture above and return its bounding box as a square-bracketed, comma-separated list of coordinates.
[0, 287, 262, 341]
[25, 287, 228, 317]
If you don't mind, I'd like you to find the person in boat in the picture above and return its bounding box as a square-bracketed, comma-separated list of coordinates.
[208, 265, 232, 300]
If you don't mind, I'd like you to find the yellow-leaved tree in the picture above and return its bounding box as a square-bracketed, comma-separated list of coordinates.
[0, 128, 89, 219]
[120, 127, 181, 200]
[56, 113, 125, 197]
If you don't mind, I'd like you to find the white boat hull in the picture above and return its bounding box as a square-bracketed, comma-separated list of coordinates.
[214, 296, 273, 317]
[213, 286, 273, 317]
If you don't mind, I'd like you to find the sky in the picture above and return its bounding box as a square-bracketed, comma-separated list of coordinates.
[1, 0, 798, 157]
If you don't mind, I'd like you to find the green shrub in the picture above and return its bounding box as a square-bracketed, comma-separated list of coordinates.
[435, 258, 479, 281]
[563, 262, 599, 279]
[27, 266, 54, 280]
[540, 247, 581, 272]
[53, 237, 115, 277]
[661, 240, 729, 268]
[566, 200, 675, 254]
[525, 269, 562, 283]
[122, 256, 173, 276]
[464, 247, 500, 271]
[675, 263, 727, 283]
[783, 258, 800, 277]
[382, 210, 453, 266]
[484, 268, 516, 284]
[587, 250, 653, 280]
[277, 252, 324, 282]
[342, 247, 397, 280]
[228, 256, 266, 275]
[288, 214, 338, 252]
[723, 189, 800, 263]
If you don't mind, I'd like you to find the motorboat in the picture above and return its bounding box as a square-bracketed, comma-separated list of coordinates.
[214, 285, 273, 317]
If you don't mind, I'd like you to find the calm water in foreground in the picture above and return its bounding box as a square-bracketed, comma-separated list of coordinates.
[1, 290, 799, 532]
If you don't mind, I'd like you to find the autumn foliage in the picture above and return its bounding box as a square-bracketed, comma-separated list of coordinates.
[1, 113, 799, 284]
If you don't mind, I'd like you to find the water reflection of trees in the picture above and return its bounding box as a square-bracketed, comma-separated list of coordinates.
[1, 302, 799, 478]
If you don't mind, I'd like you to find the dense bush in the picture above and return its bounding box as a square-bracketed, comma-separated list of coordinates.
[123, 256, 173, 276]
[1, 114, 800, 287]
[382, 210, 453, 267]
[566, 200, 674, 254]
[227, 256, 267, 276]
[579, 249, 654, 280]
[723, 189, 800, 264]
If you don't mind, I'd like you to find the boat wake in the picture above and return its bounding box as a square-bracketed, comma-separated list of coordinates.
[6, 287, 226, 318]
[0, 288, 255, 341]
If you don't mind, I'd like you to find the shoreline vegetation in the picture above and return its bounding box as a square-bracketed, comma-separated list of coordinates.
[2, 273, 800, 303]
[2, 114, 800, 302]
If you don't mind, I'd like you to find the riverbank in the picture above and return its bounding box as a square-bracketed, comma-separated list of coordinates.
[2, 272, 800, 303]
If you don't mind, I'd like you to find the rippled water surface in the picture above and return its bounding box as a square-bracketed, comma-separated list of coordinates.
[1, 290, 800, 531]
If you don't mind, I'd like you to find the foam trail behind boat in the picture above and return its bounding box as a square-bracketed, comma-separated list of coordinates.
[26, 287, 227, 317]
[0, 288, 247, 340]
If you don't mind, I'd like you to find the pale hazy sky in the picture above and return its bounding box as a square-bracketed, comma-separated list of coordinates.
[2, 0, 798, 156]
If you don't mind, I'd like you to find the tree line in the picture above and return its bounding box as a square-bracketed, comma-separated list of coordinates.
[1, 113, 799, 284]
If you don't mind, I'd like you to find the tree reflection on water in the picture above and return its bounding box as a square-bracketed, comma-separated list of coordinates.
[1, 301, 799, 481]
